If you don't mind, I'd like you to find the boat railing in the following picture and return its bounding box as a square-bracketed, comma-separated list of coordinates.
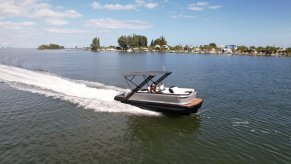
[136, 90, 195, 97]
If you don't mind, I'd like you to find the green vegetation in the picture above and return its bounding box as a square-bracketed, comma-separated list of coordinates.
[235, 46, 284, 56]
[38, 44, 64, 50]
[171, 45, 183, 51]
[150, 39, 154, 47]
[148, 36, 168, 51]
[153, 36, 167, 47]
[236, 46, 250, 53]
[252, 46, 279, 55]
[90, 37, 100, 51]
[199, 43, 217, 51]
[286, 48, 291, 56]
[86, 34, 291, 57]
[117, 36, 128, 49]
[117, 34, 147, 49]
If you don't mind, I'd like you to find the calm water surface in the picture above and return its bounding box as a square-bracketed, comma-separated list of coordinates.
[0, 49, 290, 163]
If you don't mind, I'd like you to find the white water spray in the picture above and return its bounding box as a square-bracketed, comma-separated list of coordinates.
[0, 64, 160, 116]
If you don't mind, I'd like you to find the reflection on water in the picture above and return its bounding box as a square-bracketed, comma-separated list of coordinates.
[120, 115, 202, 163]
[127, 115, 201, 139]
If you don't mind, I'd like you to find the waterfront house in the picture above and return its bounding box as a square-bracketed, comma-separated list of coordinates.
[224, 45, 237, 54]
[277, 48, 286, 55]
[225, 45, 238, 50]
[210, 48, 216, 54]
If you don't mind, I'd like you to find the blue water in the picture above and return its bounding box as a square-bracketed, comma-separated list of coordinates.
[0, 49, 290, 163]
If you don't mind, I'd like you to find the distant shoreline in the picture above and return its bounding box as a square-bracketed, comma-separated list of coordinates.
[83, 48, 291, 57]
[69, 48, 291, 57]
[86, 35, 291, 57]
[2, 47, 288, 57]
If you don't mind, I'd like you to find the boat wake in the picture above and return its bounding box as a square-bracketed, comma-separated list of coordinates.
[0, 64, 160, 116]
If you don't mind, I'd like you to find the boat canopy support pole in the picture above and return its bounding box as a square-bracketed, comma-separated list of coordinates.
[143, 75, 150, 87]
[125, 75, 138, 90]
[155, 72, 172, 84]
[125, 75, 154, 100]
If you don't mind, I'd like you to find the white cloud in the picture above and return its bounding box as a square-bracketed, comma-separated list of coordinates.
[33, 9, 81, 19]
[104, 4, 135, 10]
[188, 2, 222, 11]
[91, 0, 158, 10]
[45, 19, 68, 26]
[0, 0, 82, 26]
[171, 15, 196, 19]
[208, 5, 222, 10]
[196, 2, 209, 6]
[143, 2, 159, 9]
[136, 0, 159, 9]
[91, 2, 102, 9]
[188, 5, 204, 11]
[86, 18, 153, 30]
[0, 0, 82, 18]
[45, 28, 87, 34]
[91, 2, 136, 10]
[0, 21, 36, 30]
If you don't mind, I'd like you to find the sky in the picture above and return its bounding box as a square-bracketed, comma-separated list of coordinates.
[0, 0, 291, 48]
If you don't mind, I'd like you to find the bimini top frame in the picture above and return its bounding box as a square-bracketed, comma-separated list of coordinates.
[123, 71, 171, 77]
[123, 71, 172, 99]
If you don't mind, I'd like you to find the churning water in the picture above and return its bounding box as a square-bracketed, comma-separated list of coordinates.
[0, 64, 159, 116]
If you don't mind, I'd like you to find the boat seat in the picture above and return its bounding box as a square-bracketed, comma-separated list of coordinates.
[168, 87, 194, 94]
[169, 88, 174, 93]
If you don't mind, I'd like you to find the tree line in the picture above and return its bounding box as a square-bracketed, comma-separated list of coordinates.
[89, 35, 291, 56]
[90, 35, 168, 50]
[188, 43, 291, 56]
[117, 34, 148, 49]
[38, 44, 64, 50]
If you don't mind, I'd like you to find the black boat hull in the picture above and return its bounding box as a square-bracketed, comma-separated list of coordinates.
[115, 96, 203, 115]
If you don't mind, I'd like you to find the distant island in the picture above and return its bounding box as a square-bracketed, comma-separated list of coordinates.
[86, 35, 291, 57]
[38, 44, 64, 50]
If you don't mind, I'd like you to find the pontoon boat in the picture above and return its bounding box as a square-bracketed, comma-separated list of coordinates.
[114, 71, 203, 115]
